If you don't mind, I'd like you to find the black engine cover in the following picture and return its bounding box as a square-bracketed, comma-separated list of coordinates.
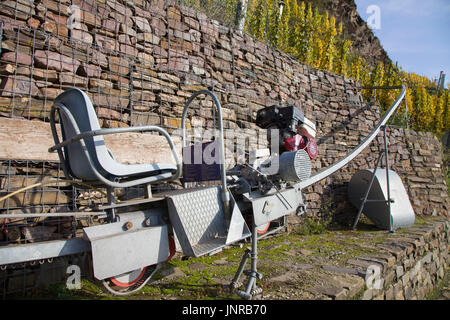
[255, 105, 305, 132]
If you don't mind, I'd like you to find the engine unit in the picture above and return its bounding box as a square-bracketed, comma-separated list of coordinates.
[256, 105, 318, 160]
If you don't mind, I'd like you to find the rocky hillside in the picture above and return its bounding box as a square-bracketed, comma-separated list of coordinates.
[302, 0, 391, 67]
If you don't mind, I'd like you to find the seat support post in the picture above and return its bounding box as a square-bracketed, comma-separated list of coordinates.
[106, 186, 116, 222]
[145, 183, 152, 199]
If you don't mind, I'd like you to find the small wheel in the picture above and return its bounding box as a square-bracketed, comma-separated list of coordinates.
[102, 235, 175, 296]
[103, 264, 160, 296]
[110, 268, 147, 288]
[256, 222, 270, 234]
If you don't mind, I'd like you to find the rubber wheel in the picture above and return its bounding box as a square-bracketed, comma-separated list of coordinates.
[103, 264, 159, 296]
[256, 222, 270, 234]
[102, 235, 176, 296]
[110, 268, 147, 288]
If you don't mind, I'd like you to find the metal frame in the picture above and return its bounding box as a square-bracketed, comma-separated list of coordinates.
[0, 238, 90, 265]
[0, 84, 410, 299]
[232, 222, 262, 299]
[351, 147, 396, 231]
[180, 90, 231, 221]
[167, 186, 250, 257]
[349, 167, 416, 231]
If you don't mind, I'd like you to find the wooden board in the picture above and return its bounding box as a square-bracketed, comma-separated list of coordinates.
[0, 117, 182, 164]
[0, 189, 71, 207]
[0, 176, 72, 191]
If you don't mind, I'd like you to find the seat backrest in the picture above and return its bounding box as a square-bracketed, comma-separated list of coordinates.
[54, 88, 113, 181]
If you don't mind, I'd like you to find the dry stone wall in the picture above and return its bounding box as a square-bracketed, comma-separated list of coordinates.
[360, 218, 449, 300]
[0, 0, 447, 219]
[310, 217, 449, 300]
[386, 129, 449, 217]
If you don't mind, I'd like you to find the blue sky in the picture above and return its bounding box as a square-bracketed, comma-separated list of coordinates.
[354, 0, 450, 84]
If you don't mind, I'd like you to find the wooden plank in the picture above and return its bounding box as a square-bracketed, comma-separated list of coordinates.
[0, 118, 59, 161]
[0, 176, 72, 191]
[0, 117, 182, 164]
[0, 189, 71, 207]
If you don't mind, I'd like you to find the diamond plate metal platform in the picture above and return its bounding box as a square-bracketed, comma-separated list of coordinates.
[166, 186, 250, 257]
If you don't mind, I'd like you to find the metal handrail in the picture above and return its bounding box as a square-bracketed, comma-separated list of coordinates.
[180, 89, 231, 219]
[298, 85, 407, 189]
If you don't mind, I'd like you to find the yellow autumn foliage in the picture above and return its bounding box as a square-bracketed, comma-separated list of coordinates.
[244, 0, 448, 136]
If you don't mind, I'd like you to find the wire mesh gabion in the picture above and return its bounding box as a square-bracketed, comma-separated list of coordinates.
[0, 0, 273, 296]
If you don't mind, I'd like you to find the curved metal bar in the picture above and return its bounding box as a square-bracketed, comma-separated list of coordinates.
[298, 85, 407, 189]
[50, 103, 180, 188]
[50, 102, 72, 180]
[181, 90, 230, 214]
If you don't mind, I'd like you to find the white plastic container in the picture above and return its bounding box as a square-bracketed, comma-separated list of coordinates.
[300, 117, 316, 138]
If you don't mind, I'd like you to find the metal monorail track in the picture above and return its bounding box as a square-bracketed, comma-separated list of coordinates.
[299, 85, 406, 189]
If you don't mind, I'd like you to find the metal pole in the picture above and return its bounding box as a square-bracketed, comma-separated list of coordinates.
[237, 221, 260, 299]
[242, 223, 257, 295]
[361, 85, 404, 90]
[404, 96, 409, 129]
[250, 221, 258, 284]
[231, 248, 250, 287]
[181, 90, 231, 222]
[352, 151, 384, 230]
[107, 186, 116, 222]
[382, 125, 393, 233]
[0, 212, 105, 219]
[0, 22, 3, 56]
